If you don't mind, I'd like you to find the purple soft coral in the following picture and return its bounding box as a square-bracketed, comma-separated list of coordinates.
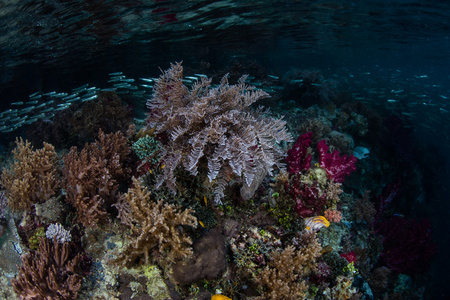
[317, 139, 357, 183]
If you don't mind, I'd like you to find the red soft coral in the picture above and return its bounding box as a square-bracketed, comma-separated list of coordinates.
[286, 132, 313, 174]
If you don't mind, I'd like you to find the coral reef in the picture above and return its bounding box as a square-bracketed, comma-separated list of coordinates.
[1, 138, 61, 211]
[115, 177, 197, 266]
[0, 63, 440, 299]
[146, 62, 292, 203]
[11, 238, 83, 299]
[62, 129, 131, 227]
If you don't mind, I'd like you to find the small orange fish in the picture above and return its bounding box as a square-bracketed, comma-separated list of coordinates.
[199, 220, 205, 228]
[304, 216, 330, 231]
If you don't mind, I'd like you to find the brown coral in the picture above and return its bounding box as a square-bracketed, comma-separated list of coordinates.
[255, 231, 322, 300]
[1, 138, 61, 211]
[70, 91, 134, 143]
[170, 229, 226, 285]
[115, 177, 197, 266]
[11, 238, 83, 300]
[146, 62, 292, 203]
[62, 129, 131, 227]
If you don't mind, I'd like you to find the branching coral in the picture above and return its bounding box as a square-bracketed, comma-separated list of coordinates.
[1, 138, 61, 211]
[115, 177, 197, 266]
[146, 62, 292, 203]
[62, 129, 130, 227]
[254, 231, 322, 300]
[11, 238, 83, 299]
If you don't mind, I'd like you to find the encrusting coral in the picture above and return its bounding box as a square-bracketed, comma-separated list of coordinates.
[115, 177, 197, 266]
[62, 129, 131, 227]
[146, 62, 293, 203]
[0, 137, 61, 211]
[11, 238, 83, 300]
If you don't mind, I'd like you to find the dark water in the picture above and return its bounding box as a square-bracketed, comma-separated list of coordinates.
[1, 0, 449, 298]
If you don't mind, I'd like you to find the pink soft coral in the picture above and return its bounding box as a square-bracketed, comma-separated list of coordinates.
[324, 209, 342, 223]
[317, 140, 357, 183]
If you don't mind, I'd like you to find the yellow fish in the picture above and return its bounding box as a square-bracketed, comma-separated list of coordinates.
[304, 216, 330, 231]
[204, 196, 208, 206]
[199, 220, 205, 228]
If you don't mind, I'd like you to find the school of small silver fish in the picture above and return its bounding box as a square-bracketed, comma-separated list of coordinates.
[1, 68, 448, 138]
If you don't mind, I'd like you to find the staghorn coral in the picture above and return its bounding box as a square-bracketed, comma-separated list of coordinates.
[11, 238, 83, 300]
[62, 129, 130, 227]
[1, 138, 61, 212]
[255, 231, 322, 300]
[115, 177, 197, 266]
[146, 62, 292, 203]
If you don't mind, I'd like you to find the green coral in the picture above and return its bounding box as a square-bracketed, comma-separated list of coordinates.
[132, 136, 161, 161]
[343, 262, 358, 275]
[28, 227, 46, 250]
